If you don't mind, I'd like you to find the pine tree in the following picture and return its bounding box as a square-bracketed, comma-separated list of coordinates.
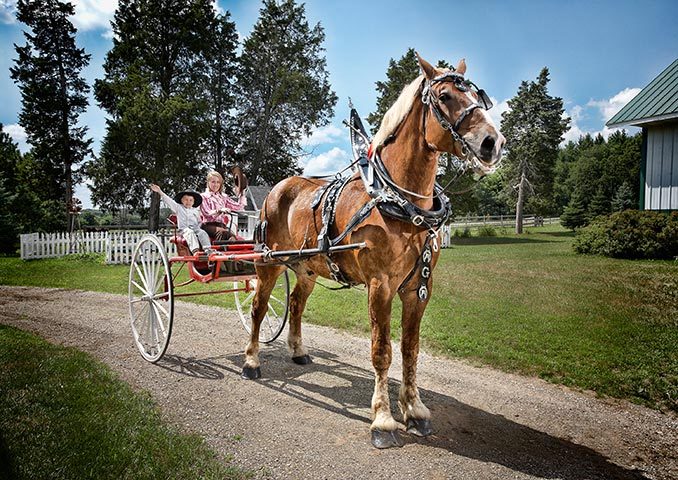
[500, 68, 570, 233]
[367, 48, 420, 134]
[90, 0, 220, 230]
[560, 189, 588, 230]
[587, 185, 610, 221]
[235, 0, 337, 186]
[10, 0, 92, 228]
[611, 181, 635, 211]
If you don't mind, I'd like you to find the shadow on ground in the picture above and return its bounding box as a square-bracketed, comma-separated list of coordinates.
[157, 344, 649, 480]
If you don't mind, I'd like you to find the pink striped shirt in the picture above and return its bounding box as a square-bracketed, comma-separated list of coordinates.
[200, 191, 246, 224]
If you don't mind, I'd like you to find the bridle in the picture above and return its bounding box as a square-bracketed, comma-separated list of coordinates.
[421, 70, 493, 164]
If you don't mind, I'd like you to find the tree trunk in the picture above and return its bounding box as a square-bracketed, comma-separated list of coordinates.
[149, 192, 160, 232]
[515, 172, 525, 234]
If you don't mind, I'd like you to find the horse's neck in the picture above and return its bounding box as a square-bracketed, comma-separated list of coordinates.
[380, 103, 438, 209]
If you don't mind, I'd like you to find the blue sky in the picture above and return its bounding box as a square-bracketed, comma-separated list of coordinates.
[2, 0, 677, 208]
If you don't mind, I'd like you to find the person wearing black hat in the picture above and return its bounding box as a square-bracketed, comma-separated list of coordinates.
[150, 184, 213, 255]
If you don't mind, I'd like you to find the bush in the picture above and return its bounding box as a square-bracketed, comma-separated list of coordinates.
[477, 225, 497, 237]
[453, 227, 472, 238]
[573, 210, 678, 259]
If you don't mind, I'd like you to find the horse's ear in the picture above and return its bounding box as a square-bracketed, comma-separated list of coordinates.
[416, 52, 436, 80]
[456, 58, 467, 75]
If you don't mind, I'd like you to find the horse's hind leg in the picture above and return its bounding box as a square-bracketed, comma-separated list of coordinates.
[367, 276, 402, 448]
[241, 265, 286, 380]
[287, 271, 317, 364]
[397, 288, 432, 437]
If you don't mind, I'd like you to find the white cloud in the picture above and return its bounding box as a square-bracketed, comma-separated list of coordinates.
[3, 123, 28, 152]
[487, 96, 509, 129]
[302, 147, 351, 177]
[561, 87, 642, 143]
[0, 0, 16, 24]
[71, 0, 117, 35]
[587, 87, 642, 124]
[301, 124, 345, 147]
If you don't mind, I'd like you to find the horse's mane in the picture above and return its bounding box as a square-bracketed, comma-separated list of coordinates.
[371, 74, 424, 150]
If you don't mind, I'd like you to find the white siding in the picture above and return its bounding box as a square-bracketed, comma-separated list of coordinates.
[645, 123, 678, 210]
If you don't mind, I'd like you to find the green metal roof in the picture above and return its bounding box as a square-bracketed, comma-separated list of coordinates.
[607, 58, 678, 127]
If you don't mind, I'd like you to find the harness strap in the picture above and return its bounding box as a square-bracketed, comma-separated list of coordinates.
[398, 229, 440, 302]
[317, 176, 351, 252]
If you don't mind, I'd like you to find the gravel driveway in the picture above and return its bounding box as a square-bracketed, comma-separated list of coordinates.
[1, 285, 675, 480]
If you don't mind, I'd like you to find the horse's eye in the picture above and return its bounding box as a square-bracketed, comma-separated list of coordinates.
[438, 92, 451, 102]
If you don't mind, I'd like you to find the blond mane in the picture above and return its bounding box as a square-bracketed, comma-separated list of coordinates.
[371, 74, 424, 151]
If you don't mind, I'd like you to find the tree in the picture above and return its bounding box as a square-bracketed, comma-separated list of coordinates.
[235, 0, 337, 186]
[560, 189, 588, 230]
[500, 68, 570, 233]
[367, 48, 420, 134]
[611, 181, 635, 211]
[89, 0, 220, 230]
[205, 13, 238, 175]
[10, 0, 92, 228]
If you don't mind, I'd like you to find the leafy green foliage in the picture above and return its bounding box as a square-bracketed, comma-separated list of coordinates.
[574, 210, 678, 259]
[10, 0, 92, 226]
[204, 13, 239, 174]
[556, 131, 641, 227]
[560, 189, 588, 230]
[234, 0, 337, 186]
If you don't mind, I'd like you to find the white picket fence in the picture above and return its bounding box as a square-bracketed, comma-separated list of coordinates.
[20, 226, 253, 264]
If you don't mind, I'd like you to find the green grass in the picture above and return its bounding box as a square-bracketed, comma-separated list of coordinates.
[0, 324, 250, 480]
[1, 225, 676, 414]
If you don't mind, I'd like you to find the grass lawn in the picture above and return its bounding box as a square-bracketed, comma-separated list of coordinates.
[1, 225, 676, 413]
[0, 324, 250, 480]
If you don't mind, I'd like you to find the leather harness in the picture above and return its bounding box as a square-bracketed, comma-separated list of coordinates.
[309, 71, 492, 298]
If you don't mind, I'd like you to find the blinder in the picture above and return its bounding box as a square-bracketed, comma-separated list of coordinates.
[429, 72, 493, 111]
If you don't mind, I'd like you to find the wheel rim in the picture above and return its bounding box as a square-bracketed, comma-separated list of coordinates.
[129, 234, 174, 362]
[235, 270, 289, 343]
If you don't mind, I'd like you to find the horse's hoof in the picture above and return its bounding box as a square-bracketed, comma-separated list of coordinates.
[241, 366, 261, 380]
[371, 429, 403, 449]
[406, 418, 433, 437]
[292, 354, 312, 365]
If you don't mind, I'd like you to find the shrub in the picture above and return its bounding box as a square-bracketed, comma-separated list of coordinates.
[573, 210, 678, 259]
[453, 227, 472, 238]
[477, 225, 497, 237]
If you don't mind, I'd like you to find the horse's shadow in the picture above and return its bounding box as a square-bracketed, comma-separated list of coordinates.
[158, 344, 649, 480]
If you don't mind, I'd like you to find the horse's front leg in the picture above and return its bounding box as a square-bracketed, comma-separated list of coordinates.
[287, 271, 317, 364]
[241, 266, 286, 380]
[368, 276, 401, 448]
[398, 283, 432, 437]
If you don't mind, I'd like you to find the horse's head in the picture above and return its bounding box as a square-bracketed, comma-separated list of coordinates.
[418, 54, 505, 176]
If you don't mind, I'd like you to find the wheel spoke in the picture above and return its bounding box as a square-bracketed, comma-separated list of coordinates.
[133, 262, 151, 294]
[150, 302, 166, 343]
[150, 299, 169, 332]
[130, 279, 147, 297]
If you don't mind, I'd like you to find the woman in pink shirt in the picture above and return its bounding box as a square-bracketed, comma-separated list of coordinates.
[200, 170, 247, 240]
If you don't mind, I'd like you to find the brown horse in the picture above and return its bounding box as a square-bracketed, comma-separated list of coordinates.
[242, 54, 505, 448]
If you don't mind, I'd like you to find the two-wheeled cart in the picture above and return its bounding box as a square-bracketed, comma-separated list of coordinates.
[128, 217, 363, 362]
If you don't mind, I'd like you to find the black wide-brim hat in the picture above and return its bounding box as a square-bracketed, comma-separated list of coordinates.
[174, 190, 202, 207]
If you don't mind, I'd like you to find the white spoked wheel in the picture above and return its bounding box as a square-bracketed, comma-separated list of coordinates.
[234, 270, 290, 343]
[128, 234, 174, 362]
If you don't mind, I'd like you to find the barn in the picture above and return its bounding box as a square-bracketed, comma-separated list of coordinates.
[606, 58, 678, 211]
